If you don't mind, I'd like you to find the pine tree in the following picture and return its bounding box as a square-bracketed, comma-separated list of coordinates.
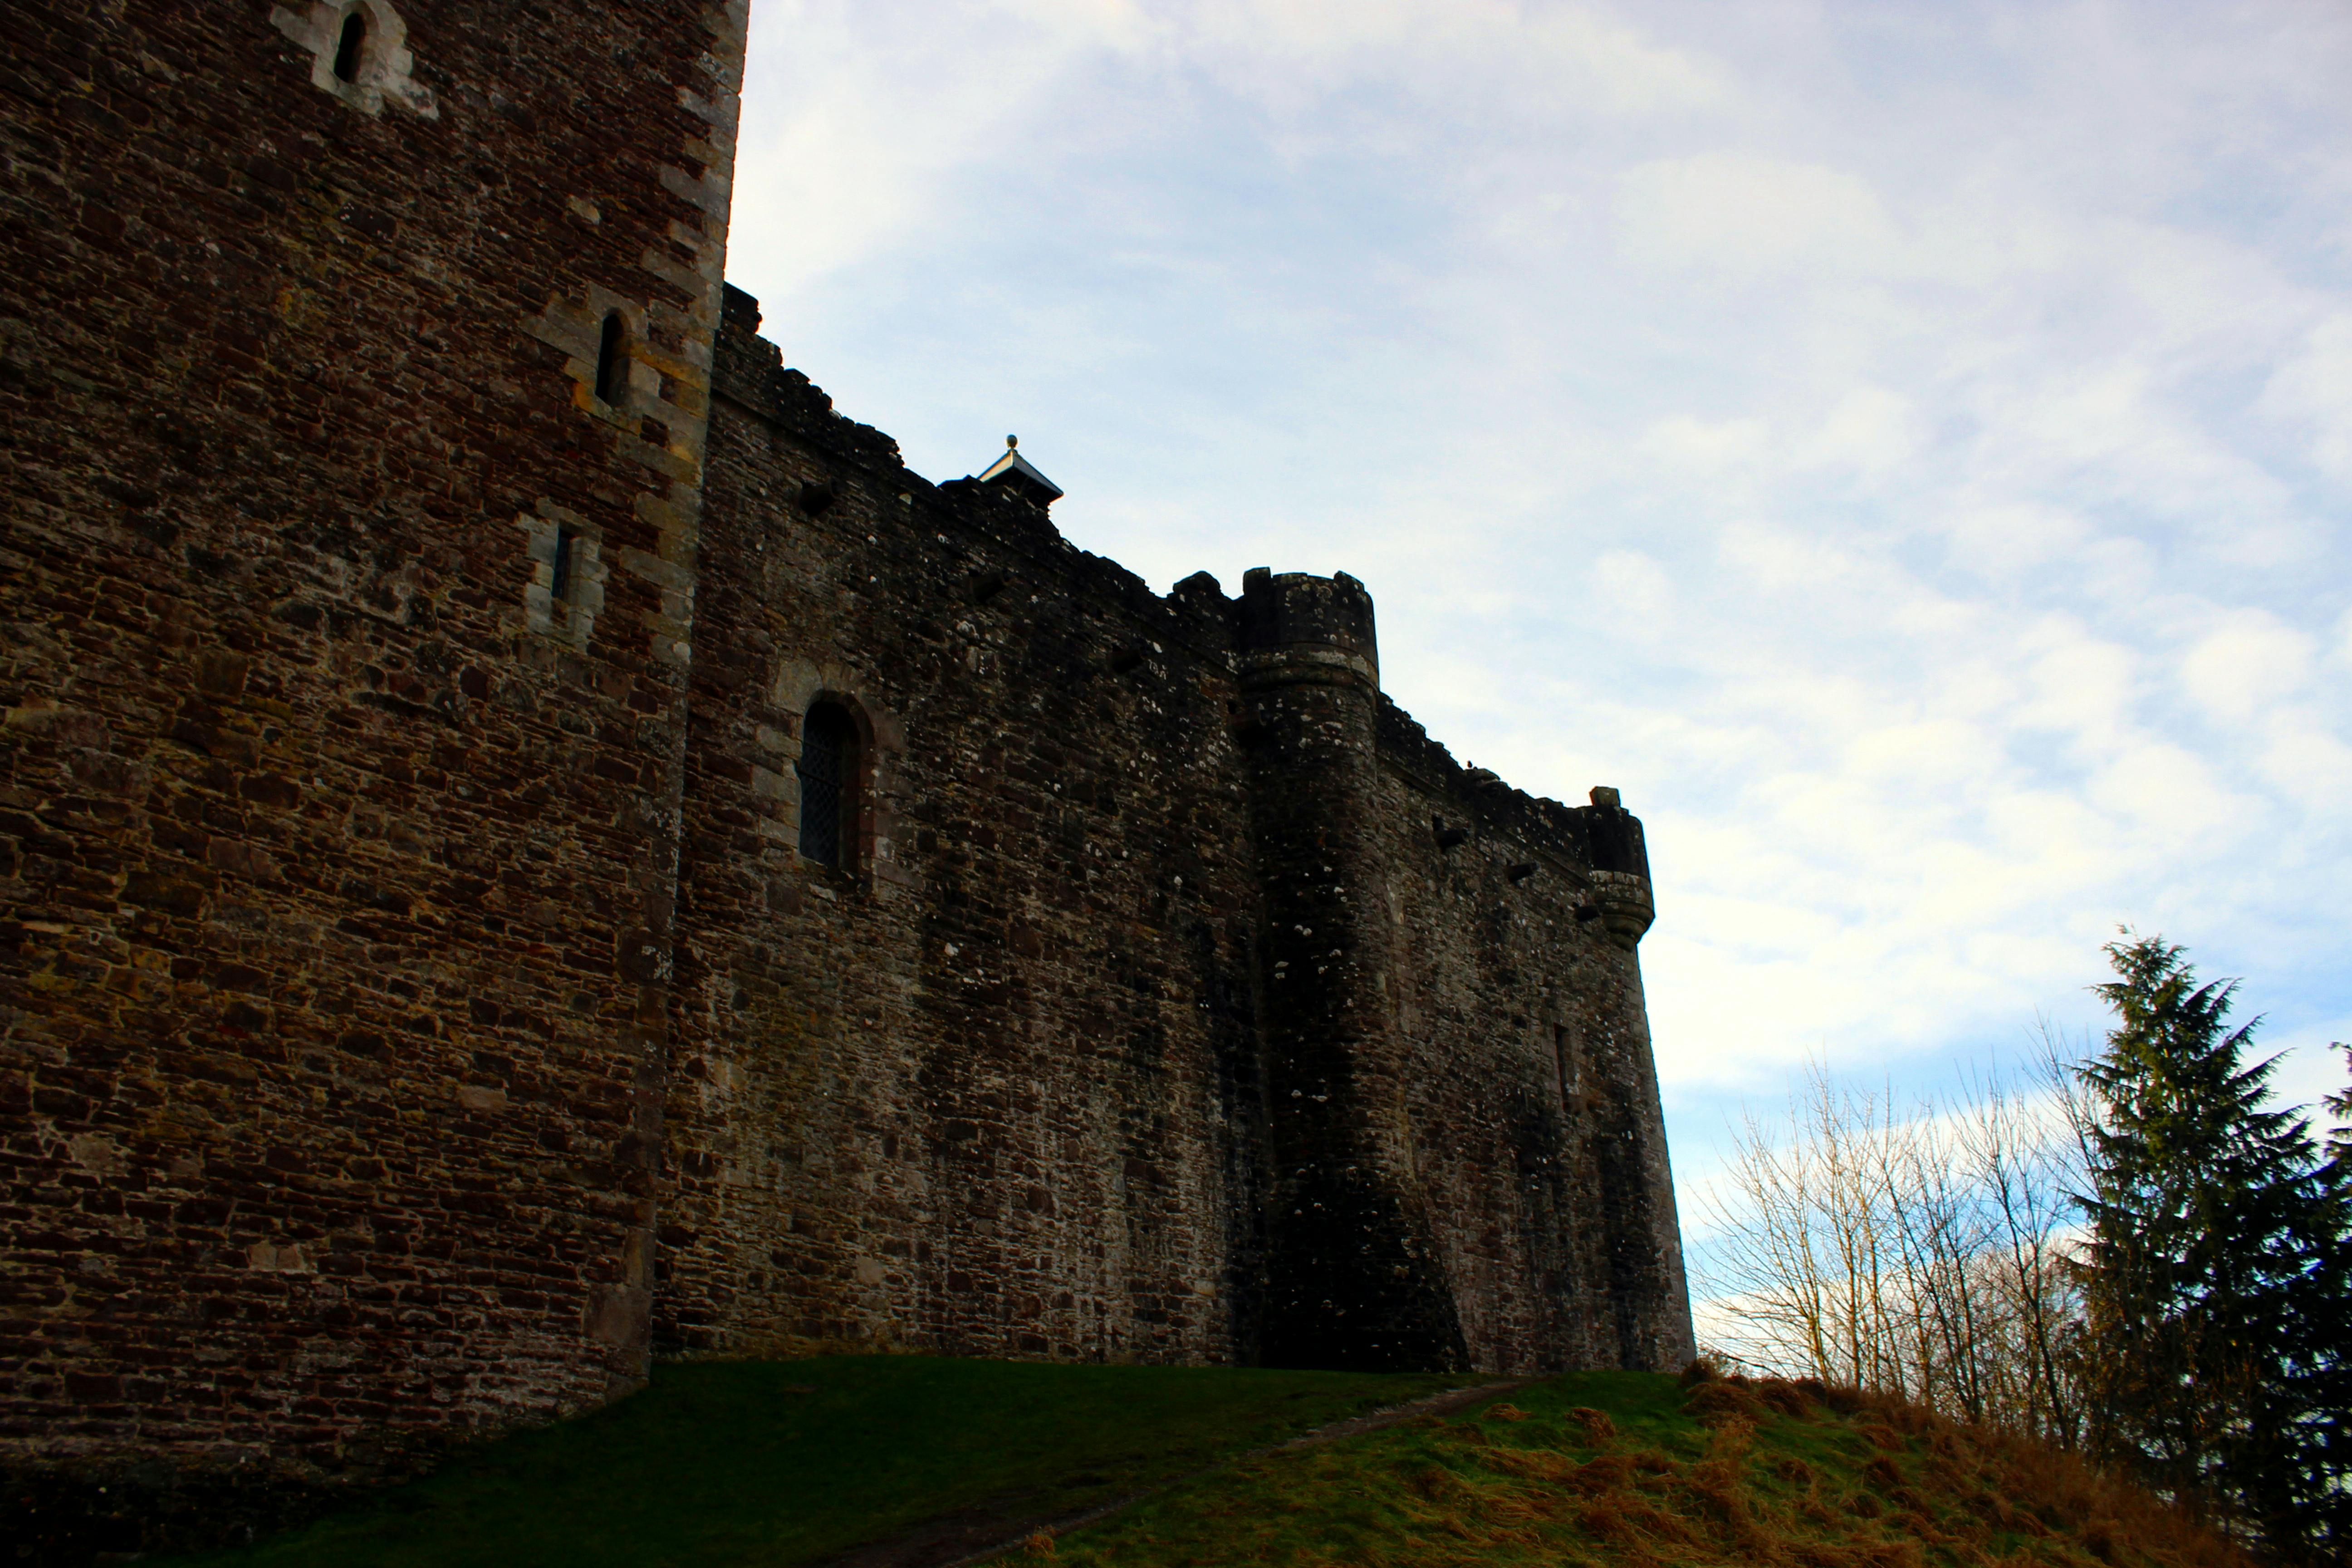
[2310, 1040, 2352, 1556]
[2073, 934, 2348, 1561]
[2326, 1042, 2352, 1167]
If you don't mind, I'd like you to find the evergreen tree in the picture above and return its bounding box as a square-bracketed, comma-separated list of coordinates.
[2073, 935, 2348, 1561]
[2312, 1041, 2352, 1554]
[2326, 1042, 2352, 1167]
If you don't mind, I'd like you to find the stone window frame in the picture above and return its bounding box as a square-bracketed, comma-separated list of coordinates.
[794, 699, 859, 869]
[515, 501, 606, 651]
[767, 661, 911, 894]
[510, 288, 665, 647]
[270, 0, 438, 118]
[595, 310, 631, 407]
[544, 290, 657, 430]
[792, 691, 874, 880]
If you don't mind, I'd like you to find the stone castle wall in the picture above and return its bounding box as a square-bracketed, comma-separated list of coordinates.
[659, 297, 1272, 1365]
[1367, 709, 1689, 1373]
[1, 0, 747, 1470]
[661, 293, 1694, 1377]
[0, 0, 1691, 1510]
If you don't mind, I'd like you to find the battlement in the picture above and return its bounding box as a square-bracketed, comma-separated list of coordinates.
[1237, 568, 1381, 690]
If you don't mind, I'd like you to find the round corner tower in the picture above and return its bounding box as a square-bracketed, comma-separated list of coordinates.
[1236, 568, 1468, 1372]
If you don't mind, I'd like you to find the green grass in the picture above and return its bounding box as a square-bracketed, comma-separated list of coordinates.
[166, 1356, 1466, 1568]
[1043, 1371, 1694, 1567]
[1036, 1371, 2255, 1568]
[168, 1361, 2253, 1568]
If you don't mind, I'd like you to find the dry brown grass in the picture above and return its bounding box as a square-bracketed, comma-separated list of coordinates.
[1773, 1377, 2257, 1568]
[1566, 1406, 1619, 1446]
[1047, 1369, 2256, 1568]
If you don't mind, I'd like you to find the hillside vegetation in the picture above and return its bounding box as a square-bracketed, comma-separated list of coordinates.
[162, 1357, 2249, 1568]
[1044, 1366, 2253, 1568]
[164, 1357, 1460, 1568]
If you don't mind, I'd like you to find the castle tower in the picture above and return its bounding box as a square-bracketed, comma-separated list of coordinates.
[1234, 571, 1694, 1375]
[1237, 570, 1467, 1369]
[1566, 792, 1696, 1371]
[0, 0, 746, 1490]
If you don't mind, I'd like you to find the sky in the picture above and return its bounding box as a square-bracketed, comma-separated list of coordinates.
[720, 0, 2352, 1222]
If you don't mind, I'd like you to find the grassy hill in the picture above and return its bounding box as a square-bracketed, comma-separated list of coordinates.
[152, 1357, 2249, 1568]
[1037, 1368, 2252, 1568]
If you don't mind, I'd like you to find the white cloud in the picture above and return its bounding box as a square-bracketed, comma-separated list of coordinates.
[1589, 549, 1676, 627]
[1640, 414, 1771, 473]
[2179, 610, 2313, 726]
[2259, 726, 2352, 820]
[1939, 502, 2092, 580]
[2259, 313, 2352, 482]
[2014, 627, 2136, 748]
[1616, 151, 1902, 279]
[728, 0, 2352, 1179]
[1179, 0, 1728, 118]
[1800, 386, 1921, 476]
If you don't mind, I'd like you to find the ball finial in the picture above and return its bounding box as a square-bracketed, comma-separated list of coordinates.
[1006, 434, 1018, 449]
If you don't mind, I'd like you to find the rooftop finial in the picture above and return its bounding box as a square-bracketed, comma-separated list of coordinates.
[974, 435, 1061, 505]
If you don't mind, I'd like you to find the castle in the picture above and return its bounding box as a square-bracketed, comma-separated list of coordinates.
[0, 0, 1692, 1503]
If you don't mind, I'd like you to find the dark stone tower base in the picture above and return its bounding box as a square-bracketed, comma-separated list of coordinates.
[1239, 570, 1467, 1371]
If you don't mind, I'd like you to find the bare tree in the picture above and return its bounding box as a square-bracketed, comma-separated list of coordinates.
[1697, 1054, 2085, 1445]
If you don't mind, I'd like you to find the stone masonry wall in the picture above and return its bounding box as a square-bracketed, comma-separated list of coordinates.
[1371, 706, 1695, 1373]
[665, 294, 1270, 1363]
[677, 296, 1695, 1377]
[0, 0, 746, 1479]
[1, 0, 1692, 1521]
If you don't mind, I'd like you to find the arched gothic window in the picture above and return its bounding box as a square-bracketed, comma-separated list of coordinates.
[797, 701, 858, 868]
[332, 10, 368, 81]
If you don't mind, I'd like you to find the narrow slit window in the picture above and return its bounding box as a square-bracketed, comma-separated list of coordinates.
[595, 311, 627, 406]
[333, 10, 368, 82]
[1554, 1024, 1579, 1112]
[549, 524, 577, 607]
[797, 702, 857, 868]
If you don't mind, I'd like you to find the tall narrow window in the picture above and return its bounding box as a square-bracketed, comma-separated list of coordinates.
[549, 524, 577, 607]
[594, 311, 627, 406]
[333, 10, 368, 82]
[1554, 1024, 1580, 1113]
[797, 702, 857, 868]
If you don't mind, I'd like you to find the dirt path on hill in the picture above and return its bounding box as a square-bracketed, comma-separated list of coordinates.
[814, 1377, 1539, 1568]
